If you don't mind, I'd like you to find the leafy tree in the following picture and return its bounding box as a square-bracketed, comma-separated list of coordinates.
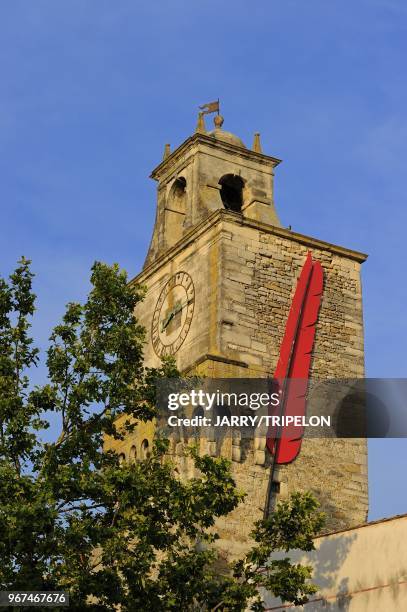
[0, 258, 324, 611]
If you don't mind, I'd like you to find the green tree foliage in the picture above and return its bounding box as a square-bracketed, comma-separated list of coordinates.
[0, 258, 325, 611]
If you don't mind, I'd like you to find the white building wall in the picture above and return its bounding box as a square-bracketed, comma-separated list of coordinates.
[263, 514, 407, 611]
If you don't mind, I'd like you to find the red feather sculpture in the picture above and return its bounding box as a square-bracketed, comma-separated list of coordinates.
[267, 252, 324, 464]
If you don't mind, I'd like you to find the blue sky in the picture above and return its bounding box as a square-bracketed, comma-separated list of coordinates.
[1, 0, 406, 520]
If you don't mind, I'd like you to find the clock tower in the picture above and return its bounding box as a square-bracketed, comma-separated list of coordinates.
[109, 111, 369, 561]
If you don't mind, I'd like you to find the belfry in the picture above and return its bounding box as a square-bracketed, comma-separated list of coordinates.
[107, 107, 368, 560]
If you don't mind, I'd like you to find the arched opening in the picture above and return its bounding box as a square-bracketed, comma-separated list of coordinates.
[129, 445, 137, 463]
[166, 177, 187, 247]
[172, 176, 187, 202]
[118, 453, 126, 465]
[140, 439, 150, 460]
[219, 174, 244, 212]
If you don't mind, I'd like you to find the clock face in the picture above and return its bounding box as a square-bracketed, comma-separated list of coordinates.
[151, 271, 195, 357]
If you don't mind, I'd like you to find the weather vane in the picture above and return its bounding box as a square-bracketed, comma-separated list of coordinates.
[199, 99, 220, 115]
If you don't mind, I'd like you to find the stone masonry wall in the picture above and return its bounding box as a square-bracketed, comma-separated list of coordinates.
[179, 213, 368, 561]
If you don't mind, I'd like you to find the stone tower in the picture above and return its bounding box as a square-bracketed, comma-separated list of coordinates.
[108, 111, 368, 560]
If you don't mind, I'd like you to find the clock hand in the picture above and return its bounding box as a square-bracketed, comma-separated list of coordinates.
[170, 299, 192, 320]
[161, 303, 182, 332]
[178, 298, 193, 311]
[161, 299, 193, 332]
[161, 311, 175, 332]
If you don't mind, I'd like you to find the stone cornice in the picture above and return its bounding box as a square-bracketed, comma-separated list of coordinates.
[182, 353, 249, 374]
[130, 210, 368, 285]
[233, 213, 368, 263]
[150, 133, 282, 181]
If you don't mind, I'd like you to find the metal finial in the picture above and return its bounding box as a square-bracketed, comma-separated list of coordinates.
[213, 114, 224, 129]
